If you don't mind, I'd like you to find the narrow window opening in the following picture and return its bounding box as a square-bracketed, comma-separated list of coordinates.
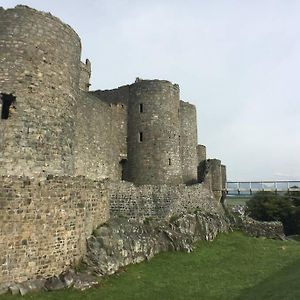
[139, 132, 143, 142]
[168, 158, 172, 166]
[1, 93, 16, 120]
[119, 159, 127, 181]
[139, 103, 143, 113]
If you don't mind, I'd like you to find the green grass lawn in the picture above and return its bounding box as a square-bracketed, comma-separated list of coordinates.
[2, 232, 300, 300]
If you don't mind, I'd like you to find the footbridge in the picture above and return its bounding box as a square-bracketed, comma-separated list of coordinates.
[226, 180, 300, 195]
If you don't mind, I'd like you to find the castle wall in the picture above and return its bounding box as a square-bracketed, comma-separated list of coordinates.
[92, 85, 130, 105]
[108, 182, 224, 221]
[127, 80, 182, 185]
[79, 59, 91, 91]
[179, 101, 198, 184]
[197, 144, 207, 164]
[0, 176, 109, 285]
[205, 159, 223, 201]
[74, 92, 127, 181]
[0, 6, 81, 177]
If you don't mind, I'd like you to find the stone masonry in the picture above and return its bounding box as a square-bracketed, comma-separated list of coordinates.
[0, 5, 227, 286]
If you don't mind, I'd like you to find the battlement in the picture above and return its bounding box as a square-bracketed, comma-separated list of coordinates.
[132, 78, 180, 92]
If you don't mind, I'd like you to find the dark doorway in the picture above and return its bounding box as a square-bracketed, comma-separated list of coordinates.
[1, 93, 16, 119]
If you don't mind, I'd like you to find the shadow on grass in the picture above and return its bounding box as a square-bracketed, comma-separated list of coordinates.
[236, 259, 300, 300]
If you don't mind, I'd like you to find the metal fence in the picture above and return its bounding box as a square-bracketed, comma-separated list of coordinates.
[226, 180, 300, 195]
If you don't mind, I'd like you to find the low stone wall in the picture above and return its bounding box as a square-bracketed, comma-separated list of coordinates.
[108, 181, 224, 221]
[235, 217, 285, 239]
[0, 176, 109, 285]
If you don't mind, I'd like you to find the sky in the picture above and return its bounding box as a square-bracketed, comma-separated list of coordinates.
[1, 0, 300, 181]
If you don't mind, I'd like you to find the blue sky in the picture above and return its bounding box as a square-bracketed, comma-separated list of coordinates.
[1, 0, 300, 180]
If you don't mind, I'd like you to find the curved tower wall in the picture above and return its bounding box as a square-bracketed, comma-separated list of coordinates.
[127, 80, 182, 185]
[179, 101, 198, 184]
[0, 6, 81, 176]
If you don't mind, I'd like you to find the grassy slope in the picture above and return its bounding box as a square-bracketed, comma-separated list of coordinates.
[2, 232, 300, 300]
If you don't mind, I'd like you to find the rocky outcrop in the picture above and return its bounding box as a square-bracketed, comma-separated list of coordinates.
[226, 205, 285, 239]
[84, 212, 230, 276]
[0, 271, 99, 296]
[233, 216, 285, 239]
[1, 208, 286, 296]
[84, 210, 285, 277]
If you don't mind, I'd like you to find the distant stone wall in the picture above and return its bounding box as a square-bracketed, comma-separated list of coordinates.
[108, 181, 224, 221]
[179, 101, 198, 184]
[92, 85, 130, 105]
[79, 59, 91, 91]
[0, 176, 109, 285]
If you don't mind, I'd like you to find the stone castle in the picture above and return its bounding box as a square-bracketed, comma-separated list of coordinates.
[0, 6, 227, 286]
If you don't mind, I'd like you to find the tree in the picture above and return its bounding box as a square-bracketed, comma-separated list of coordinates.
[246, 191, 299, 235]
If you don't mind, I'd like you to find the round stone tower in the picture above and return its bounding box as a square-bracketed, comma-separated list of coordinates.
[179, 100, 198, 184]
[127, 79, 182, 185]
[0, 6, 81, 176]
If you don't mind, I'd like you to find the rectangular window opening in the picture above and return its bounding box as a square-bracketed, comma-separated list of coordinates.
[1, 93, 16, 120]
[139, 132, 143, 142]
[139, 103, 143, 113]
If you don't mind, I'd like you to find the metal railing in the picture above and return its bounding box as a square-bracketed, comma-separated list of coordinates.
[226, 180, 300, 195]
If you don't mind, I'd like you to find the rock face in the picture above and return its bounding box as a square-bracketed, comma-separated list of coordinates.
[84, 212, 230, 276]
[233, 217, 285, 239]
[226, 205, 285, 240]
[84, 211, 285, 277]
[1, 272, 99, 296]
[1, 210, 286, 296]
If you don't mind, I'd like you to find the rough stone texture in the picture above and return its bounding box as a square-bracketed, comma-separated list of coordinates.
[239, 218, 285, 239]
[108, 181, 225, 221]
[127, 80, 183, 185]
[0, 5, 232, 292]
[3, 271, 98, 295]
[0, 5, 211, 187]
[74, 91, 127, 181]
[0, 4, 226, 187]
[179, 101, 198, 184]
[84, 212, 230, 276]
[92, 85, 130, 106]
[79, 59, 91, 92]
[0, 176, 109, 285]
[197, 144, 207, 164]
[200, 159, 223, 201]
[221, 164, 227, 190]
[0, 5, 81, 177]
[226, 205, 285, 239]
